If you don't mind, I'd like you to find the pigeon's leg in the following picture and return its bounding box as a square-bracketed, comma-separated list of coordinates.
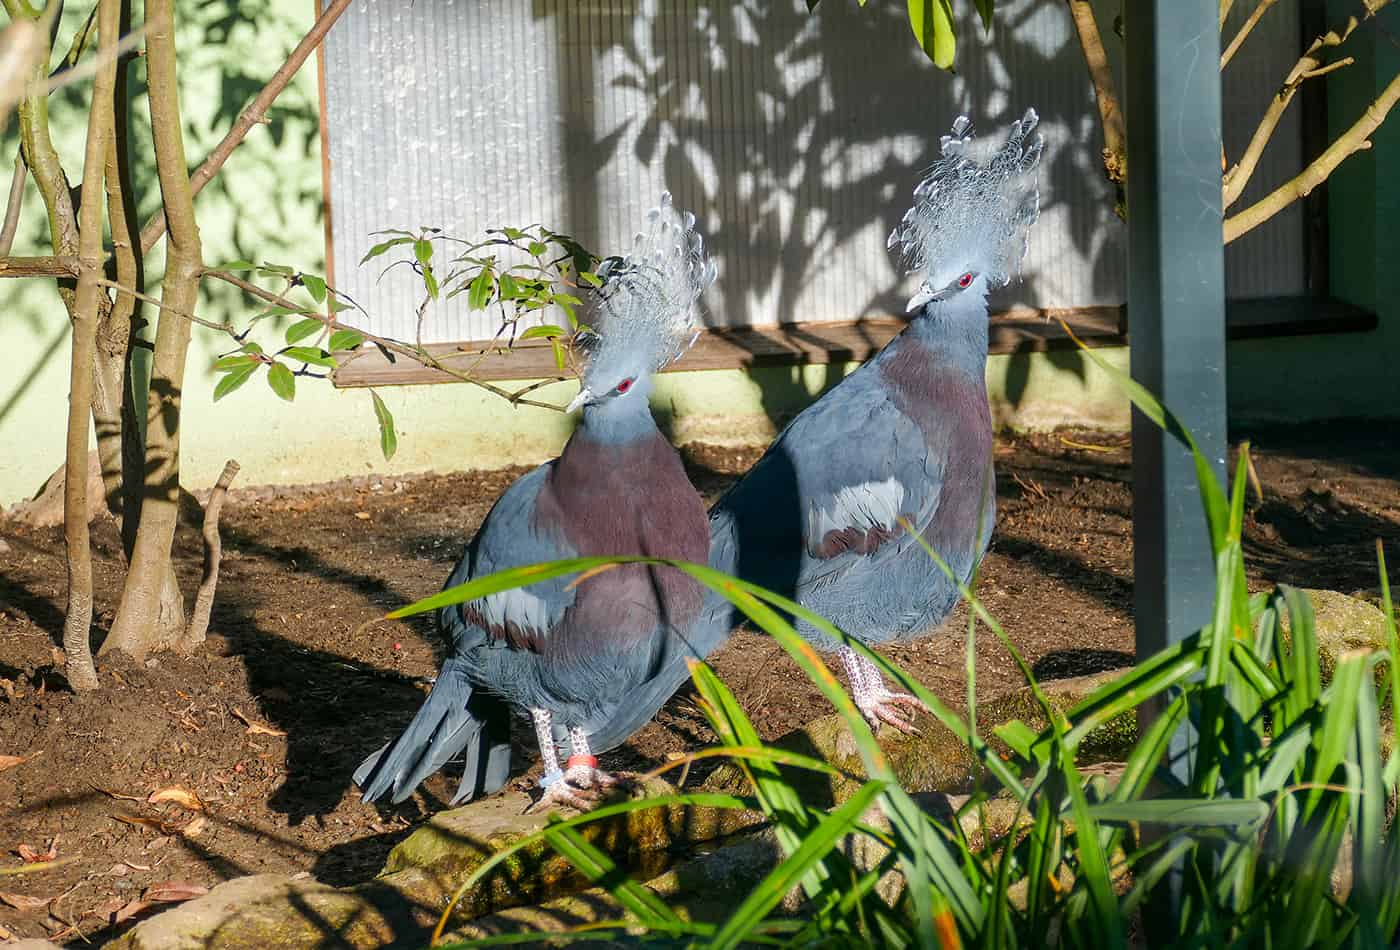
[839, 647, 925, 735]
[526, 711, 615, 813]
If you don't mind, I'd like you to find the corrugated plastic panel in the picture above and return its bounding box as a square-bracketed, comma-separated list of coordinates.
[322, 0, 1306, 341]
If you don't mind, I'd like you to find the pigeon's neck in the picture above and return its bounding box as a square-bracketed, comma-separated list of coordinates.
[900, 292, 990, 374]
[576, 393, 660, 446]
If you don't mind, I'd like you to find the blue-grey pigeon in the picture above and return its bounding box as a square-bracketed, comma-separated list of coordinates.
[707, 109, 1043, 732]
[355, 192, 720, 810]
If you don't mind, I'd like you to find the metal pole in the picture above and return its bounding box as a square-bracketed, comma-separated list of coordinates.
[1124, 0, 1228, 936]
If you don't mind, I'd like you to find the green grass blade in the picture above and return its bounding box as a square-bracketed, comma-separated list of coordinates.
[707, 782, 886, 950]
[540, 821, 685, 931]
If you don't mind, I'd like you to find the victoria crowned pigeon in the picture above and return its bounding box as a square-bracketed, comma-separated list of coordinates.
[356, 192, 721, 810]
[707, 109, 1043, 732]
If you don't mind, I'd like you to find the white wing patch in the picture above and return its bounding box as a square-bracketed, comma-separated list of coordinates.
[476, 587, 554, 637]
[808, 477, 907, 542]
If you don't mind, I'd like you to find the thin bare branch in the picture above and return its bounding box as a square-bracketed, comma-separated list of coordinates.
[1226, 65, 1400, 242]
[138, 0, 354, 254]
[1066, 0, 1125, 186]
[1223, 17, 1359, 210]
[1221, 0, 1278, 69]
[0, 152, 25, 255]
[202, 267, 567, 410]
[1220, 0, 1237, 30]
[179, 459, 239, 652]
[0, 16, 43, 129]
[0, 254, 80, 276]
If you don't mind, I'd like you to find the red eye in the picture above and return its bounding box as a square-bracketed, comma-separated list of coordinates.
[616, 378, 633, 394]
[958, 272, 974, 289]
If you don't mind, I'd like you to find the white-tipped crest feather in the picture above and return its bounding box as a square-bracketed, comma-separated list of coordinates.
[581, 192, 716, 381]
[888, 108, 1043, 290]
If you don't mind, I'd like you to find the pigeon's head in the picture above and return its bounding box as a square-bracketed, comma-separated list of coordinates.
[567, 192, 716, 414]
[888, 108, 1043, 314]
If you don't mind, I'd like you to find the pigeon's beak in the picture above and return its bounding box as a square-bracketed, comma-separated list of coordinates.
[565, 387, 592, 414]
[905, 283, 937, 313]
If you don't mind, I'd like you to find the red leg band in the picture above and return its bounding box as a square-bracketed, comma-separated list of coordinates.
[565, 754, 598, 771]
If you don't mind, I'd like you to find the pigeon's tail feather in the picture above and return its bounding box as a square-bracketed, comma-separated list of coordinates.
[354, 656, 512, 805]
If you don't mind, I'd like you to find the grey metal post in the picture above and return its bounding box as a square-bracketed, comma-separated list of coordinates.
[1123, 0, 1229, 938]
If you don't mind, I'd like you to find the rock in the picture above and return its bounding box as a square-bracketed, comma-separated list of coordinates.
[703, 669, 1135, 807]
[376, 779, 760, 924]
[1281, 589, 1395, 696]
[102, 874, 415, 950]
[5, 941, 65, 950]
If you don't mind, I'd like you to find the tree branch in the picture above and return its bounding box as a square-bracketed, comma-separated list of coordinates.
[1066, 0, 1126, 186]
[1225, 65, 1400, 242]
[201, 267, 568, 410]
[179, 458, 239, 652]
[137, 0, 354, 255]
[63, 0, 121, 692]
[0, 152, 26, 255]
[1221, 0, 1278, 69]
[1223, 16, 1360, 210]
[0, 253, 78, 276]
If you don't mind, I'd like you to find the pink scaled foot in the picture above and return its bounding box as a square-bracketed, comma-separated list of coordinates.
[840, 647, 927, 735]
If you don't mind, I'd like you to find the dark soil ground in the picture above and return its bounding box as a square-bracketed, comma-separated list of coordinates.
[2, 424, 1398, 944]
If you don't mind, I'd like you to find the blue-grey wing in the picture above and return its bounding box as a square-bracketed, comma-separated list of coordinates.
[710, 367, 943, 596]
[440, 464, 579, 653]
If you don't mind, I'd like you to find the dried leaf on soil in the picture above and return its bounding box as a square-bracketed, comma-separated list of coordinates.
[93, 784, 146, 803]
[0, 754, 29, 772]
[180, 815, 208, 839]
[230, 707, 286, 736]
[143, 881, 208, 903]
[0, 921, 14, 940]
[88, 895, 127, 920]
[16, 838, 57, 863]
[113, 815, 182, 835]
[114, 898, 154, 924]
[0, 890, 53, 911]
[147, 786, 204, 811]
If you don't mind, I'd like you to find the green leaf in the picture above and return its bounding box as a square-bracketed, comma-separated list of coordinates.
[302, 274, 327, 303]
[906, 0, 957, 69]
[284, 317, 323, 345]
[1088, 798, 1269, 828]
[371, 389, 397, 461]
[213, 354, 257, 371]
[258, 262, 294, 277]
[502, 226, 525, 240]
[266, 362, 296, 401]
[239, 341, 264, 355]
[973, 0, 995, 31]
[214, 259, 257, 271]
[551, 339, 566, 371]
[213, 364, 258, 401]
[527, 241, 548, 257]
[423, 265, 439, 300]
[413, 238, 434, 266]
[519, 324, 564, 341]
[579, 270, 603, 288]
[329, 329, 366, 352]
[467, 270, 493, 310]
[282, 346, 337, 368]
[497, 272, 519, 300]
[358, 236, 414, 265]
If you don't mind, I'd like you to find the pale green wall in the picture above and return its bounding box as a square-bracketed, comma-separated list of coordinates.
[4, 1, 1397, 509]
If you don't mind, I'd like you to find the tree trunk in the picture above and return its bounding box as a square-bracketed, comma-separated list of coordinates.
[102, 0, 201, 659]
[62, 0, 121, 690]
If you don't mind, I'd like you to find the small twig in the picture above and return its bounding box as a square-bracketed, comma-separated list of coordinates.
[1226, 60, 1400, 241]
[0, 254, 80, 277]
[0, 151, 26, 255]
[137, 0, 354, 254]
[1221, 0, 1278, 69]
[179, 459, 239, 652]
[202, 267, 567, 411]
